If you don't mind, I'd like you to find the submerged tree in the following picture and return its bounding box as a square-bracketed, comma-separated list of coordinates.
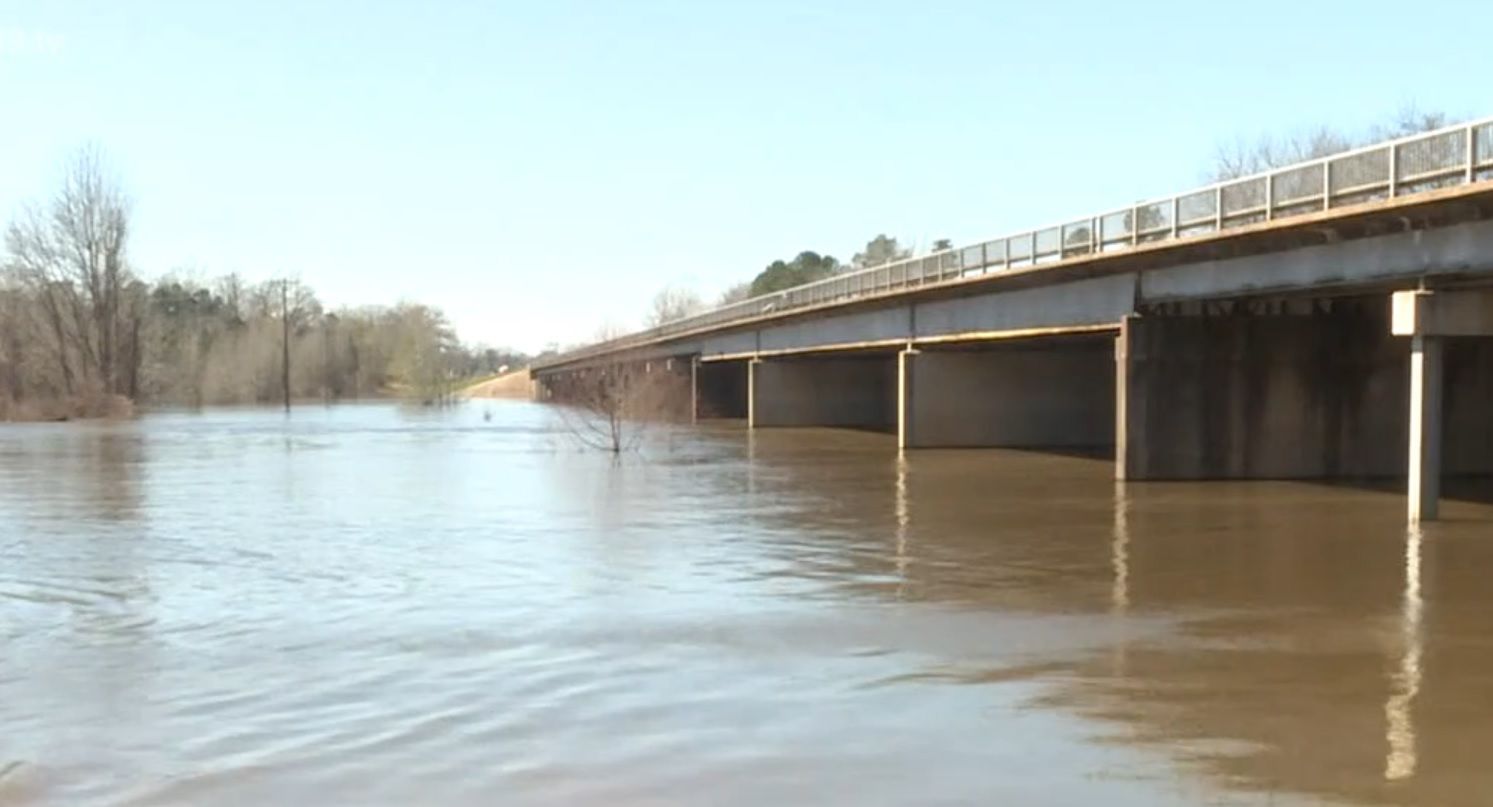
[550, 356, 690, 453]
[3, 146, 140, 416]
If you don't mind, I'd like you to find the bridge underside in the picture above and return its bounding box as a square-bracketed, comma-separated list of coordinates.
[538, 201, 1493, 520]
[900, 336, 1114, 450]
[678, 287, 1493, 521]
[749, 353, 897, 431]
[1117, 299, 1493, 482]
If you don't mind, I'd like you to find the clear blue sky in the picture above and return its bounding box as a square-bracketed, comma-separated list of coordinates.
[1, 1, 1487, 353]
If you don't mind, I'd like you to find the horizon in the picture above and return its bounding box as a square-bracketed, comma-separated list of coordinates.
[2, 1, 1487, 353]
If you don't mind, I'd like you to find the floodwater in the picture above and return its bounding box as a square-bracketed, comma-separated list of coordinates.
[2, 402, 1492, 807]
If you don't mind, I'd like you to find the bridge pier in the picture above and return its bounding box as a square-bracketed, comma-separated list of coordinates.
[898, 338, 1113, 450]
[1407, 334, 1443, 521]
[748, 353, 897, 431]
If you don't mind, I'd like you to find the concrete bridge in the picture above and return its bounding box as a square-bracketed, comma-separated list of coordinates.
[534, 118, 1493, 521]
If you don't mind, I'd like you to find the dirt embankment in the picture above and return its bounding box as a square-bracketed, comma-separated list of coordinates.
[463, 369, 536, 399]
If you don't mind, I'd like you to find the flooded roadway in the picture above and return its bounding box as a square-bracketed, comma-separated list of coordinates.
[2, 401, 1492, 806]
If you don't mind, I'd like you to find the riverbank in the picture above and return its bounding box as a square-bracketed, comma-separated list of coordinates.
[462, 368, 535, 399]
[0, 392, 134, 423]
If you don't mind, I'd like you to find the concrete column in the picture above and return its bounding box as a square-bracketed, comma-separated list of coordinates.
[1407, 335, 1443, 522]
[900, 339, 1114, 449]
[748, 358, 761, 429]
[1115, 321, 1132, 481]
[897, 348, 917, 449]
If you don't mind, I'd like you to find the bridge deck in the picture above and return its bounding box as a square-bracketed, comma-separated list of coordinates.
[536, 117, 1493, 373]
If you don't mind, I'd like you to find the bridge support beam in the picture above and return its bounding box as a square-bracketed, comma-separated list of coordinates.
[899, 338, 1114, 449]
[749, 353, 897, 431]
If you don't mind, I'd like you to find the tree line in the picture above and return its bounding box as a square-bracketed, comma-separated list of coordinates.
[643, 233, 940, 330]
[0, 148, 524, 421]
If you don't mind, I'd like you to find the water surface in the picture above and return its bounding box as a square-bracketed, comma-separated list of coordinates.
[3, 402, 1491, 806]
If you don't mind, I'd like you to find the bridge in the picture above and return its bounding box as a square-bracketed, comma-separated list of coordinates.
[533, 118, 1493, 522]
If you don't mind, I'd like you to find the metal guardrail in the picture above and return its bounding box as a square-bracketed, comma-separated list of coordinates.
[548, 117, 1493, 367]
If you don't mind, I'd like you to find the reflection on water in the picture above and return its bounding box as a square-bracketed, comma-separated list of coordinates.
[1110, 482, 1132, 679]
[1385, 526, 1423, 782]
[893, 453, 909, 600]
[3, 402, 1493, 806]
[1112, 482, 1131, 614]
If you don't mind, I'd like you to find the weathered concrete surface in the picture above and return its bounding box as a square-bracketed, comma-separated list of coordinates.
[1117, 306, 1403, 480]
[912, 273, 1136, 338]
[1443, 337, 1493, 475]
[700, 274, 1133, 360]
[901, 339, 1114, 449]
[751, 355, 896, 430]
[757, 308, 912, 354]
[1141, 218, 1493, 303]
[1116, 304, 1493, 480]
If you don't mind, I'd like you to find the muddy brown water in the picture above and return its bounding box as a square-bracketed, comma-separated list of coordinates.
[2, 401, 1491, 806]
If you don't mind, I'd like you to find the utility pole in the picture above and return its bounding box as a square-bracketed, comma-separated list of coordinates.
[281, 279, 291, 413]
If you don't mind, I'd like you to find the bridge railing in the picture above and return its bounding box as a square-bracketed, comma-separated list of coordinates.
[547, 117, 1493, 367]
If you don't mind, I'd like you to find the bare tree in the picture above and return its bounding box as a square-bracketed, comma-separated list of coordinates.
[554, 364, 647, 453]
[718, 281, 752, 306]
[646, 286, 705, 328]
[0, 281, 24, 410]
[269, 278, 318, 411]
[1211, 105, 1458, 181]
[280, 280, 292, 410]
[3, 147, 135, 410]
[57, 148, 131, 393]
[1212, 126, 1353, 181]
[1370, 105, 1451, 141]
[550, 357, 690, 453]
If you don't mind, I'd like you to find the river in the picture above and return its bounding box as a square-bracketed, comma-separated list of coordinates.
[2, 401, 1491, 806]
